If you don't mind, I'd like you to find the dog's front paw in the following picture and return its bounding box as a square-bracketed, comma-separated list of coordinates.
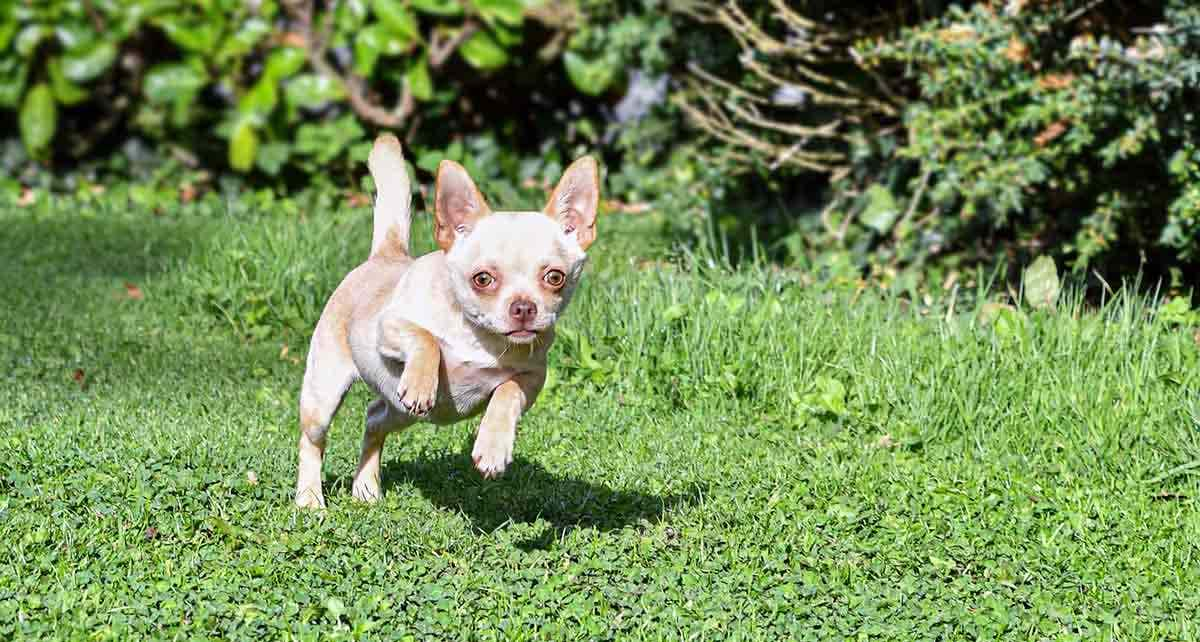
[295, 484, 326, 509]
[397, 364, 437, 416]
[471, 428, 514, 479]
[351, 474, 382, 503]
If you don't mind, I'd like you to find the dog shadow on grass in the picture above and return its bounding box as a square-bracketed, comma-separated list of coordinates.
[363, 453, 703, 550]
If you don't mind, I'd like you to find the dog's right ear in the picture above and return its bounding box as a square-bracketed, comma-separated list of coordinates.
[434, 160, 491, 251]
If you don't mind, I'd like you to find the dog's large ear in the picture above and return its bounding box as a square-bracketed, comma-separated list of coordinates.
[435, 160, 491, 251]
[544, 156, 600, 250]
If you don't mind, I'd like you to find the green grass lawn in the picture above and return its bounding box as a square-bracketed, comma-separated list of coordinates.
[2, 190, 1199, 640]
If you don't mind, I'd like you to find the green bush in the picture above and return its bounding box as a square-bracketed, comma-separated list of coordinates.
[676, 1, 1200, 288]
[861, 0, 1200, 279]
[0, 0, 671, 181]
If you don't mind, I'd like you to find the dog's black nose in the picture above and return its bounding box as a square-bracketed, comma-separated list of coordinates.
[509, 299, 537, 323]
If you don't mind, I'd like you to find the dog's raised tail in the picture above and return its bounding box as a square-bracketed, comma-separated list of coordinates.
[367, 134, 412, 259]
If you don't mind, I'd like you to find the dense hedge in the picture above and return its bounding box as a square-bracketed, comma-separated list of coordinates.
[3, 1, 1198, 286]
[681, 0, 1200, 287]
[1, 0, 670, 181]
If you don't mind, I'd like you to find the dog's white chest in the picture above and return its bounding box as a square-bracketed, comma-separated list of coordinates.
[426, 346, 527, 423]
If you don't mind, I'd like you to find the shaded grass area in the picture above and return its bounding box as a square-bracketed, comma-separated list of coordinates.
[2, 193, 1199, 640]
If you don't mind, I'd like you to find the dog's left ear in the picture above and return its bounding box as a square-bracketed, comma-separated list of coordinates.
[544, 156, 600, 250]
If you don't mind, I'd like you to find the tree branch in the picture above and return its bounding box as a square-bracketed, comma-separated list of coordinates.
[430, 21, 480, 69]
[284, 0, 426, 130]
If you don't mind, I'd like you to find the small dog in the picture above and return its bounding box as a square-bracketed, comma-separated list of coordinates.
[294, 134, 600, 508]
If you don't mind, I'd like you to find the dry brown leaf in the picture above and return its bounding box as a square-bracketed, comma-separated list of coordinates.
[1004, 37, 1030, 63]
[279, 32, 307, 48]
[605, 199, 651, 214]
[1035, 120, 1070, 147]
[180, 184, 198, 203]
[637, 259, 674, 271]
[72, 368, 86, 389]
[1037, 74, 1075, 90]
[144, 527, 159, 540]
[279, 344, 290, 360]
[938, 25, 977, 43]
[124, 282, 145, 300]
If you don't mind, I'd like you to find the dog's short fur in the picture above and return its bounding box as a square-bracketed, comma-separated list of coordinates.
[294, 134, 600, 507]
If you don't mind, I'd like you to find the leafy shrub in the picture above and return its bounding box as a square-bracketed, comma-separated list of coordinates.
[0, 0, 648, 179]
[675, 1, 1200, 288]
[861, 0, 1200, 280]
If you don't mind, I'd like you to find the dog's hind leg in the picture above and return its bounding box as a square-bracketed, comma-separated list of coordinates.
[351, 399, 414, 503]
[295, 329, 357, 509]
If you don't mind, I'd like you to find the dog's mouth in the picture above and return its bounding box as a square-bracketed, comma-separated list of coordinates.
[504, 329, 539, 343]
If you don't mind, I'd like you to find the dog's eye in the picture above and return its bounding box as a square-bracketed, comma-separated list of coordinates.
[544, 269, 566, 288]
[472, 272, 495, 289]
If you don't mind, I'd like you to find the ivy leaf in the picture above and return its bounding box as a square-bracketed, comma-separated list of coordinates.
[0, 59, 30, 108]
[354, 25, 385, 76]
[220, 17, 270, 62]
[285, 74, 345, 109]
[353, 24, 405, 75]
[411, 0, 463, 16]
[263, 47, 307, 82]
[563, 51, 616, 96]
[256, 141, 292, 176]
[48, 58, 88, 105]
[19, 83, 57, 155]
[153, 18, 221, 54]
[294, 115, 364, 164]
[143, 62, 208, 104]
[15, 25, 51, 57]
[238, 77, 280, 124]
[475, 0, 523, 26]
[61, 40, 117, 82]
[371, 0, 419, 44]
[54, 22, 96, 51]
[229, 120, 259, 172]
[489, 22, 522, 47]
[459, 29, 509, 69]
[1022, 255, 1060, 311]
[406, 55, 433, 101]
[860, 184, 899, 234]
[0, 11, 17, 51]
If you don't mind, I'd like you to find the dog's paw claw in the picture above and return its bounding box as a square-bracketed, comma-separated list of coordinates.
[396, 370, 437, 416]
[295, 487, 326, 509]
[472, 433, 513, 479]
[351, 478, 382, 503]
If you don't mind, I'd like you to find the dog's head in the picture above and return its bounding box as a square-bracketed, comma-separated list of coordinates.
[434, 157, 600, 345]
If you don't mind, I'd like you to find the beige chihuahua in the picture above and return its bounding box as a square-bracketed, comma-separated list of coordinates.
[294, 134, 599, 508]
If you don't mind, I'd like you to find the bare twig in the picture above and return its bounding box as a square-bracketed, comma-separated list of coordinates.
[1063, 0, 1107, 24]
[430, 21, 480, 69]
[686, 62, 769, 105]
[82, 0, 106, 32]
[283, 0, 424, 129]
[893, 168, 932, 241]
[677, 0, 903, 174]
